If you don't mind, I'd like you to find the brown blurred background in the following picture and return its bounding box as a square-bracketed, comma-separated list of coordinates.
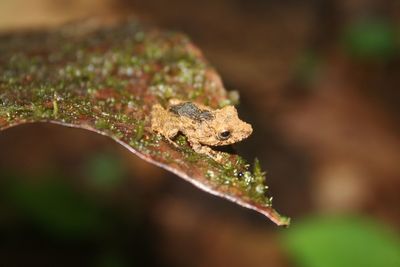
[1, 1, 400, 267]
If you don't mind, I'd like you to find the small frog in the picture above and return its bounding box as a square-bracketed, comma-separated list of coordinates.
[151, 99, 253, 161]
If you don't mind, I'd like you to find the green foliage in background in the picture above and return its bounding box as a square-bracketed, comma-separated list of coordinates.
[3, 174, 110, 239]
[282, 216, 400, 267]
[0, 151, 129, 238]
[84, 152, 126, 190]
[0, 151, 150, 265]
[343, 19, 398, 61]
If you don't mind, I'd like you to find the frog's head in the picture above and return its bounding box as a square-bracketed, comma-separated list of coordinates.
[199, 105, 253, 146]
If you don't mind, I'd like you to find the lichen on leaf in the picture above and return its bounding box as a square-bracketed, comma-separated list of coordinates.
[0, 19, 289, 226]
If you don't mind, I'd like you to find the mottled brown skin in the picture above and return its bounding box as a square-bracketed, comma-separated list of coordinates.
[151, 99, 253, 161]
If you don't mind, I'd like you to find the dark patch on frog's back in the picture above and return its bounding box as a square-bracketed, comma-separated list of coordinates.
[169, 102, 215, 122]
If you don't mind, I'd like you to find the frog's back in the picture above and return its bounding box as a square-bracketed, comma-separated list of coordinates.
[169, 102, 214, 122]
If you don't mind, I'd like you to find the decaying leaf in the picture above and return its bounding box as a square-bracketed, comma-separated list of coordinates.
[0, 19, 289, 226]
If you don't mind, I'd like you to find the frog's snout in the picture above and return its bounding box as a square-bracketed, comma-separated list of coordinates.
[241, 122, 253, 138]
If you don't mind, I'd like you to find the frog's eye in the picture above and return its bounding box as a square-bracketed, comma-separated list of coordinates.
[218, 130, 231, 140]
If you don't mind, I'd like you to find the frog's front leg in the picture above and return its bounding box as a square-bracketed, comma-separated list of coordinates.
[163, 128, 180, 147]
[189, 139, 223, 162]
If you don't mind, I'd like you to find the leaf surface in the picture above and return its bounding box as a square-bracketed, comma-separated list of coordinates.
[0, 19, 289, 226]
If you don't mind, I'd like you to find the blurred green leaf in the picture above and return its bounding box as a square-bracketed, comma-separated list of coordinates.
[282, 216, 400, 267]
[85, 152, 125, 190]
[343, 19, 397, 60]
[6, 177, 109, 238]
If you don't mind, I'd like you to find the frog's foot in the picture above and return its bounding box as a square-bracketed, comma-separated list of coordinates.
[191, 142, 225, 163]
[164, 136, 176, 146]
[161, 135, 181, 150]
